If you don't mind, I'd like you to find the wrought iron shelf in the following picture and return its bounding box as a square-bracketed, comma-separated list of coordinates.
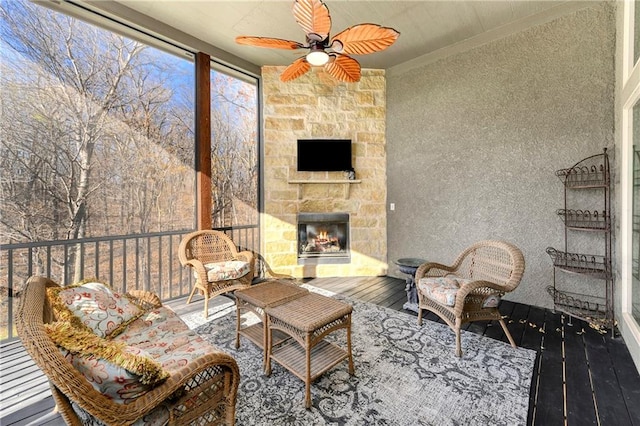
[555, 167, 608, 189]
[546, 286, 614, 330]
[546, 247, 611, 280]
[556, 209, 609, 231]
[547, 148, 613, 332]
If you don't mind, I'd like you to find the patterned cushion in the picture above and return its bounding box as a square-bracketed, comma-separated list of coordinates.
[45, 321, 169, 404]
[114, 307, 220, 375]
[418, 276, 465, 306]
[47, 281, 143, 338]
[417, 276, 501, 308]
[62, 347, 155, 404]
[199, 260, 251, 282]
[115, 306, 188, 346]
[156, 332, 217, 374]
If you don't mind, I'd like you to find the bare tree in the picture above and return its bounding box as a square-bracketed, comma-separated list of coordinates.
[210, 72, 258, 228]
[0, 2, 195, 282]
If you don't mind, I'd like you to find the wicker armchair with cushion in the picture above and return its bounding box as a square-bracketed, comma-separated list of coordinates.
[179, 230, 255, 319]
[16, 276, 239, 425]
[416, 240, 525, 357]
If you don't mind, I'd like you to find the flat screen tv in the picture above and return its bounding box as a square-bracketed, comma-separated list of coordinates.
[297, 139, 352, 172]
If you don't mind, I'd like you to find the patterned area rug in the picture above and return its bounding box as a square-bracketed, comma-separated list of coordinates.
[192, 286, 536, 426]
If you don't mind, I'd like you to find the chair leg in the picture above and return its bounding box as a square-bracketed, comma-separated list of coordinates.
[417, 305, 423, 326]
[186, 281, 199, 305]
[203, 290, 210, 319]
[455, 318, 462, 357]
[235, 305, 241, 350]
[499, 318, 517, 348]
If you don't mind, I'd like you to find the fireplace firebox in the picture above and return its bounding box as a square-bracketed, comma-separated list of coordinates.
[297, 213, 350, 264]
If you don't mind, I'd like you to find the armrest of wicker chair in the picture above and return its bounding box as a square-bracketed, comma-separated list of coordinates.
[181, 258, 210, 287]
[237, 249, 255, 279]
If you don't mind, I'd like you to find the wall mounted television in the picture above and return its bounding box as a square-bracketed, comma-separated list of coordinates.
[297, 139, 352, 172]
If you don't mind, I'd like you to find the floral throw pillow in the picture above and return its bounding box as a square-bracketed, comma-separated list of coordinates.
[47, 280, 144, 338]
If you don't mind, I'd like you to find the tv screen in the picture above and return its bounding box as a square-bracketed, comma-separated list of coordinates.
[297, 139, 352, 172]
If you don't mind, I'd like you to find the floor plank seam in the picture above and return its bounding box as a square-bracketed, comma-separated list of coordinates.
[530, 319, 546, 426]
[582, 330, 601, 426]
[561, 315, 568, 426]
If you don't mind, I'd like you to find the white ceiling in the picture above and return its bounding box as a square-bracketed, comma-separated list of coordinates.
[113, 1, 576, 72]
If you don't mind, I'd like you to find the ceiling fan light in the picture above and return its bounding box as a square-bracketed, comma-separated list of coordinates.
[306, 50, 329, 66]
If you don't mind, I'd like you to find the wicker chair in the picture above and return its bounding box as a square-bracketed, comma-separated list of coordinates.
[416, 240, 525, 357]
[179, 230, 255, 318]
[15, 276, 240, 426]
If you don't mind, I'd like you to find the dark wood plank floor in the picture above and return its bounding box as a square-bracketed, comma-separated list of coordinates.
[1, 276, 639, 425]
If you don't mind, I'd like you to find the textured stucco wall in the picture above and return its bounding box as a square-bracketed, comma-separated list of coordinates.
[386, 2, 615, 308]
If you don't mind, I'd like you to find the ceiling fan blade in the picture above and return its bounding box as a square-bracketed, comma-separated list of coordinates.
[332, 24, 400, 55]
[324, 54, 361, 83]
[280, 57, 312, 82]
[292, 0, 331, 40]
[235, 36, 304, 50]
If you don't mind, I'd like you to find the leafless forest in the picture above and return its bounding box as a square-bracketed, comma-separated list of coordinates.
[0, 2, 258, 336]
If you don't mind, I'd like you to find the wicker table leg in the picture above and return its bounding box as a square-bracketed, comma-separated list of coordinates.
[234, 302, 241, 349]
[305, 333, 312, 408]
[265, 324, 273, 376]
[346, 319, 354, 375]
[236, 300, 271, 372]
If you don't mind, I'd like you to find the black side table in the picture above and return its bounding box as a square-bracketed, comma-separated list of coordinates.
[394, 258, 426, 313]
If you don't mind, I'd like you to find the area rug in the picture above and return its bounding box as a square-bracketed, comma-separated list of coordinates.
[192, 286, 536, 426]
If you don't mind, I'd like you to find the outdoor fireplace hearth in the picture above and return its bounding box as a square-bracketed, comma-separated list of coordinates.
[298, 213, 350, 264]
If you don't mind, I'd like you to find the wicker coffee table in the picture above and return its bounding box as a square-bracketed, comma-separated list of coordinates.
[265, 292, 354, 408]
[235, 280, 309, 370]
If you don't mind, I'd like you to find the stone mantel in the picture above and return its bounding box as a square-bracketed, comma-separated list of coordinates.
[287, 179, 362, 199]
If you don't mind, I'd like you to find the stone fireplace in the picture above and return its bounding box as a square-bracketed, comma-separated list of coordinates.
[261, 66, 388, 278]
[298, 213, 350, 264]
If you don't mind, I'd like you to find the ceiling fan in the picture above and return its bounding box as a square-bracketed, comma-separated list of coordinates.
[235, 0, 400, 83]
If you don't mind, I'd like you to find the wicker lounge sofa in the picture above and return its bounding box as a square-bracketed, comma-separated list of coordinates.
[16, 276, 239, 425]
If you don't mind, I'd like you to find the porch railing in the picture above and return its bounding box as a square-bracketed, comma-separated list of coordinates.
[0, 225, 259, 342]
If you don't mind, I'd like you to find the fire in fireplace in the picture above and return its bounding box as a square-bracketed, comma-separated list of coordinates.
[297, 212, 350, 264]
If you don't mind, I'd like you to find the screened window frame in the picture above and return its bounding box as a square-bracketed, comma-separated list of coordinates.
[619, 0, 640, 368]
[36, 0, 263, 231]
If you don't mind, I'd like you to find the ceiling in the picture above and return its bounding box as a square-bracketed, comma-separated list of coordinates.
[113, 1, 573, 72]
